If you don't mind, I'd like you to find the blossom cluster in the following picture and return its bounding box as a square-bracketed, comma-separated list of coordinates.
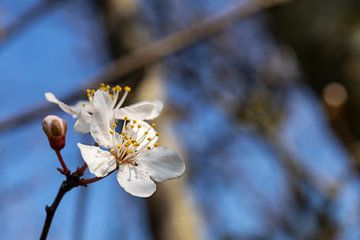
[45, 84, 185, 197]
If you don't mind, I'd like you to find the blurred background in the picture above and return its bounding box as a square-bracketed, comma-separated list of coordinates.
[1, 0, 360, 239]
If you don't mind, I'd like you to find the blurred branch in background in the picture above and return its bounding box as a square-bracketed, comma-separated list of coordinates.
[0, 0, 289, 134]
[0, 0, 72, 49]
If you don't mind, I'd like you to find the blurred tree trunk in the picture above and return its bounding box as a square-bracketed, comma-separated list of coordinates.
[96, 1, 199, 239]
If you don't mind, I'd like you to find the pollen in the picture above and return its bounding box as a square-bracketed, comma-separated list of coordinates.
[154, 143, 159, 147]
[124, 116, 129, 121]
[109, 129, 115, 135]
[137, 124, 142, 128]
[112, 123, 117, 128]
[124, 86, 131, 92]
[132, 120, 137, 123]
[147, 146, 151, 150]
[151, 123, 157, 128]
[147, 137, 152, 141]
[155, 132, 159, 137]
[130, 125, 135, 129]
[144, 131, 148, 135]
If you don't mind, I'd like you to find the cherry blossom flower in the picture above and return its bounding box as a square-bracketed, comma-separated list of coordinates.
[78, 120, 185, 197]
[45, 84, 163, 134]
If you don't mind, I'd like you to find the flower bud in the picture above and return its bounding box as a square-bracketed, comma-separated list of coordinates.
[42, 115, 67, 150]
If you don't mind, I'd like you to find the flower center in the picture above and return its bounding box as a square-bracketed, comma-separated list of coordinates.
[108, 120, 159, 166]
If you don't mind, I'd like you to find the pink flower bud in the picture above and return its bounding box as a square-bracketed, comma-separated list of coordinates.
[42, 115, 67, 150]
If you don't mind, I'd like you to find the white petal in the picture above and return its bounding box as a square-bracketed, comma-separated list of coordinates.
[74, 110, 92, 133]
[73, 100, 93, 113]
[45, 92, 79, 117]
[90, 90, 114, 148]
[77, 143, 117, 177]
[137, 147, 185, 182]
[92, 90, 113, 110]
[114, 101, 163, 120]
[117, 164, 156, 197]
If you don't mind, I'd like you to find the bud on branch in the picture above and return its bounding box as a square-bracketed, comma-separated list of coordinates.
[42, 115, 67, 150]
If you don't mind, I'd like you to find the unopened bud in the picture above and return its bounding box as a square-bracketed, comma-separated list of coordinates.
[42, 115, 67, 150]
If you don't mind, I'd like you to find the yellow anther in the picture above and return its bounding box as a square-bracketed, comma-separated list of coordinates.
[86, 89, 91, 93]
[117, 144, 122, 148]
[112, 87, 116, 92]
[124, 86, 131, 92]
[121, 132, 126, 136]
[130, 125, 135, 129]
[154, 143, 159, 147]
[137, 124, 142, 128]
[132, 120, 137, 123]
[128, 149, 134, 154]
[155, 132, 159, 137]
[109, 129, 115, 135]
[147, 137, 152, 141]
[144, 131, 148, 135]
[125, 127, 129, 131]
[151, 123, 157, 128]
[112, 123, 117, 128]
[147, 146, 151, 150]
[82, 103, 86, 107]
[91, 89, 95, 94]
[116, 85, 122, 91]
[100, 83, 105, 88]
[124, 116, 128, 121]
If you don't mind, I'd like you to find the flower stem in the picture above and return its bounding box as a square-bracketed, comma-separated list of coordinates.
[79, 176, 102, 186]
[55, 150, 70, 175]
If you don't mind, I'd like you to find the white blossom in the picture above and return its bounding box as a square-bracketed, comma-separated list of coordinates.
[45, 84, 163, 134]
[78, 120, 185, 197]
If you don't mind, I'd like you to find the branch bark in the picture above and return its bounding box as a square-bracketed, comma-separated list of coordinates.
[39, 175, 80, 240]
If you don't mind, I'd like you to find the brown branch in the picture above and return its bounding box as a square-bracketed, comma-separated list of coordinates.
[40, 174, 81, 240]
[0, 0, 289, 134]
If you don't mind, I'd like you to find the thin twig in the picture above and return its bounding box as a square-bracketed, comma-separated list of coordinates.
[0, 0, 289, 134]
[39, 167, 114, 239]
[55, 150, 70, 175]
[40, 175, 81, 240]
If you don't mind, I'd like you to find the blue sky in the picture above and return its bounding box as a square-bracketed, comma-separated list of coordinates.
[1, 0, 359, 239]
